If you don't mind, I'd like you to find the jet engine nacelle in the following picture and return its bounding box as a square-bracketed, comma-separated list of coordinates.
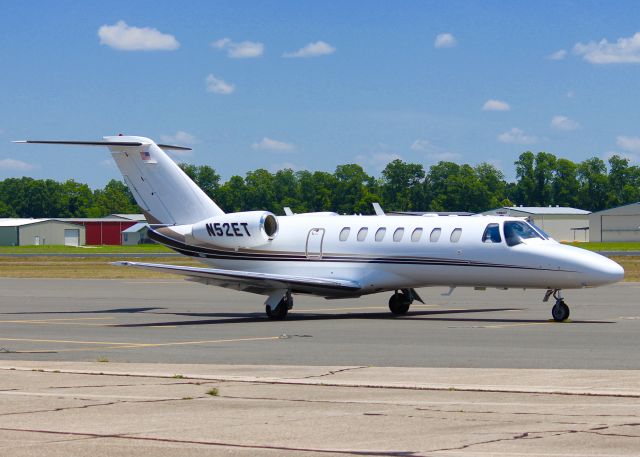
[190, 211, 278, 249]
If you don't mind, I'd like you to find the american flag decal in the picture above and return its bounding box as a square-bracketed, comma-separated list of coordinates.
[140, 150, 151, 161]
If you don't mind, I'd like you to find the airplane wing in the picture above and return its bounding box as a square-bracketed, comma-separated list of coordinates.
[112, 261, 361, 296]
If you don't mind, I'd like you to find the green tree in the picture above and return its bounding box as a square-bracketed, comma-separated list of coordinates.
[244, 169, 277, 212]
[533, 152, 557, 205]
[333, 164, 379, 214]
[217, 175, 247, 213]
[607, 155, 640, 206]
[58, 180, 93, 217]
[179, 163, 220, 200]
[380, 159, 425, 211]
[90, 179, 138, 217]
[273, 169, 303, 213]
[512, 151, 536, 206]
[552, 158, 579, 207]
[297, 170, 337, 212]
[577, 157, 609, 211]
[475, 162, 509, 209]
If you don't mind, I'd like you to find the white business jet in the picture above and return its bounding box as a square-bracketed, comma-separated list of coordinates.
[16, 136, 624, 321]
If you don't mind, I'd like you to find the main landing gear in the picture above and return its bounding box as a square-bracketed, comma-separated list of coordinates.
[388, 289, 424, 315]
[544, 289, 570, 322]
[266, 291, 293, 320]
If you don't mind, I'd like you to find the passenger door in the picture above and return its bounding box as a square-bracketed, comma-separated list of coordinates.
[306, 228, 325, 260]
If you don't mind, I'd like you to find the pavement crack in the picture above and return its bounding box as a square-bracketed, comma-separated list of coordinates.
[294, 366, 369, 380]
[0, 427, 425, 456]
[426, 431, 538, 453]
[0, 396, 190, 417]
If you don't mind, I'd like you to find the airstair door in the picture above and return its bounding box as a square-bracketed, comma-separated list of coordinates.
[306, 228, 325, 260]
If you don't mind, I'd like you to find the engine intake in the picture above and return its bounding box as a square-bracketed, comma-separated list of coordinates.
[190, 211, 278, 249]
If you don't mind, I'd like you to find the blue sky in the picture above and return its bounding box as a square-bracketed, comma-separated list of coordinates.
[2, 1, 640, 187]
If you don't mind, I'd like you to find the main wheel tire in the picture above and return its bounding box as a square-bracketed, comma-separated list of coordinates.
[266, 301, 289, 320]
[389, 293, 411, 315]
[552, 301, 570, 322]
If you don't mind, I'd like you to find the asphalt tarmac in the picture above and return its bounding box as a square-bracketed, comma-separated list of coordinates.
[0, 278, 638, 369]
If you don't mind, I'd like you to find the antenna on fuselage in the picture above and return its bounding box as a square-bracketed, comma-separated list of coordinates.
[372, 202, 385, 216]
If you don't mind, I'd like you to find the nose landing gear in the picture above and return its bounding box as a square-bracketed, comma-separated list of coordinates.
[544, 289, 570, 322]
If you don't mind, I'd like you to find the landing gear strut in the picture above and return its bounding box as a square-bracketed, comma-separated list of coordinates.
[388, 289, 423, 315]
[266, 291, 292, 320]
[546, 289, 570, 322]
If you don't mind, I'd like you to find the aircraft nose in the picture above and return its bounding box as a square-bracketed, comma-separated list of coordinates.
[586, 254, 624, 286]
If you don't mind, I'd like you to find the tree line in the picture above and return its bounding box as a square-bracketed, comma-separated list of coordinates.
[0, 151, 638, 218]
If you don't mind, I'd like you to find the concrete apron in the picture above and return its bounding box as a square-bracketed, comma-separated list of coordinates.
[0, 361, 639, 456]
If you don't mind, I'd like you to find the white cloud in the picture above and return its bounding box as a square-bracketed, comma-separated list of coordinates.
[160, 131, 198, 145]
[409, 139, 461, 161]
[205, 74, 235, 94]
[434, 33, 457, 49]
[410, 139, 430, 152]
[0, 158, 35, 171]
[551, 115, 580, 131]
[616, 135, 640, 153]
[283, 41, 335, 58]
[574, 32, 640, 64]
[603, 151, 639, 163]
[355, 152, 403, 171]
[211, 38, 264, 58]
[98, 21, 179, 51]
[497, 128, 537, 145]
[547, 49, 567, 60]
[482, 99, 511, 111]
[252, 137, 294, 152]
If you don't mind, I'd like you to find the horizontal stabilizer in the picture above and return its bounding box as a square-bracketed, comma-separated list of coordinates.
[13, 140, 192, 151]
[14, 140, 142, 147]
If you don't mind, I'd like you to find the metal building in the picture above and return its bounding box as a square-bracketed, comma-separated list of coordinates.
[589, 202, 640, 242]
[481, 206, 591, 242]
[56, 218, 139, 245]
[0, 219, 86, 246]
[121, 223, 150, 245]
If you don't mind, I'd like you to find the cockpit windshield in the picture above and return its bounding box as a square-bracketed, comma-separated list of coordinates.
[527, 221, 551, 240]
[504, 221, 544, 247]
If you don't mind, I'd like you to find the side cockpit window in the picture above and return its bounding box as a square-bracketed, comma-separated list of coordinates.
[504, 221, 543, 247]
[482, 223, 502, 243]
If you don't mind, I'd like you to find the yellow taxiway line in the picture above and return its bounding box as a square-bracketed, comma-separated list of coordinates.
[0, 336, 281, 353]
[0, 317, 114, 326]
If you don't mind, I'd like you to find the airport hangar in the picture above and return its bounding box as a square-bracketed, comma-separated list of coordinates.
[0, 218, 86, 246]
[0, 214, 146, 246]
[589, 202, 640, 242]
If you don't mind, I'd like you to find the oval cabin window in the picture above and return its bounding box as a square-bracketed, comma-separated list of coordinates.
[357, 227, 368, 241]
[339, 227, 350, 241]
[430, 228, 441, 242]
[450, 228, 462, 243]
[393, 228, 405, 242]
[375, 227, 386, 242]
[411, 228, 423, 242]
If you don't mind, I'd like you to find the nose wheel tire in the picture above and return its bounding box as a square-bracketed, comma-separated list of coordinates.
[266, 295, 291, 320]
[552, 300, 570, 322]
[389, 291, 411, 315]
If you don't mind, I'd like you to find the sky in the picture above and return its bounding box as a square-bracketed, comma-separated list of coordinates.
[2, 0, 640, 188]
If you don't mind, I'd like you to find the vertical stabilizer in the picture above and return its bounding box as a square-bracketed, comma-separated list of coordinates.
[104, 136, 224, 225]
